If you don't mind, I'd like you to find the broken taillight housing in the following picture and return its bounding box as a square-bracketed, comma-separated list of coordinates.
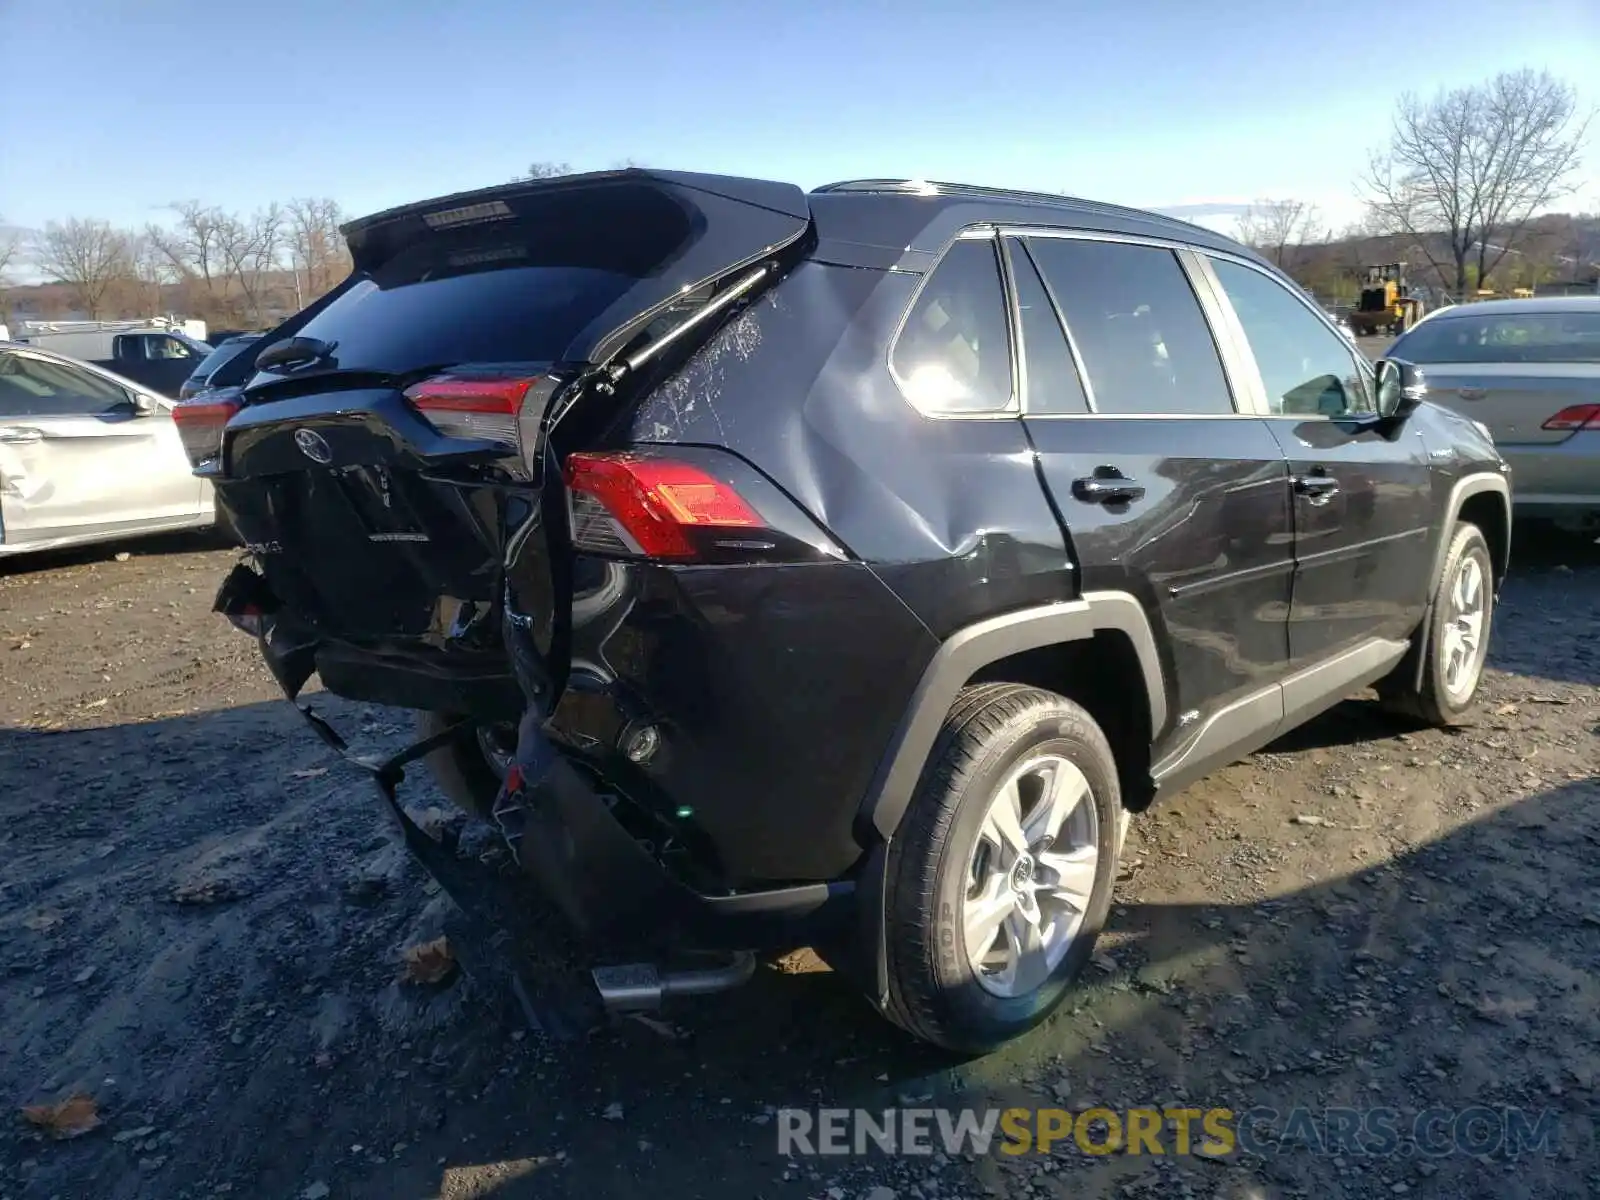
[172, 392, 243, 471]
[564, 452, 764, 560]
[403, 374, 536, 445]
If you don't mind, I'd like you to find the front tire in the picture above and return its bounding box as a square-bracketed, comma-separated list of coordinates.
[881, 684, 1121, 1052]
[1381, 522, 1494, 725]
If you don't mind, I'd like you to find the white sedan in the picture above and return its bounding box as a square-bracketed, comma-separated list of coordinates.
[0, 342, 217, 557]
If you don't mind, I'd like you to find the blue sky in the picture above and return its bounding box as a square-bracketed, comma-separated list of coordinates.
[0, 0, 1595, 236]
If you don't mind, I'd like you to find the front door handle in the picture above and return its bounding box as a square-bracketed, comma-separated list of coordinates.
[1072, 467, 1145, 505]
[1293, 472, 1340, 503]
[0, 428, 43, 445]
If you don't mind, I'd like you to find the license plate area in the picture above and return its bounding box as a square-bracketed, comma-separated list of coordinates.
[242, 466, 501, 641]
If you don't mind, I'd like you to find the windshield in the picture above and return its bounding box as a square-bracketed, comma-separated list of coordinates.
[1392, 310, 1600, 364]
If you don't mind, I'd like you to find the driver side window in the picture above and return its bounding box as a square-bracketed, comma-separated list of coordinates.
[1210, 258, 1374, 417]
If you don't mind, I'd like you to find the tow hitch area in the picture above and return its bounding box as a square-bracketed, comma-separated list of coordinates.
[279, 683, 766, 1035]
[287, 694, 607, 1039]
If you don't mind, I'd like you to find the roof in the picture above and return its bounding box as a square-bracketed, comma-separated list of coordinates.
[1425, 296, 1600, 320]
[810, 178, 1257, 259]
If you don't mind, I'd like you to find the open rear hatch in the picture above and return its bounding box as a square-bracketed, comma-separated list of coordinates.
[200, 171, 811, 707]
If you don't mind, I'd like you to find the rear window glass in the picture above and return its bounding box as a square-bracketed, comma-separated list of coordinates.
[192, 338, 257, 377]
[288, 261, 641, 374]
[1393, 311, 1600, 364]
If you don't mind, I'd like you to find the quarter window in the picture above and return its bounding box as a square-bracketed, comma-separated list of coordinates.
[1026, 238, 1234, 416]
[1007, 240, 1090, 415]
[891, 237, 1014, 415]
[1211, 258, 1374, 416]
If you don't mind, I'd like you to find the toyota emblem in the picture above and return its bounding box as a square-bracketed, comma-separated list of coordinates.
[293, 428, 333, 464]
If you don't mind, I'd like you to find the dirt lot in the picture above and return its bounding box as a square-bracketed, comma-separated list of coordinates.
[1, 517, 1596, 1200]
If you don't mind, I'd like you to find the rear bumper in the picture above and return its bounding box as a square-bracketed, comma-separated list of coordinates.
[258, 620, 859, 959]
[494, 710, 859, 955]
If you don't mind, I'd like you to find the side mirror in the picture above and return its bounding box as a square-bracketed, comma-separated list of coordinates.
[132, 393, 158, 416]
[1375, 358, 1424, 419]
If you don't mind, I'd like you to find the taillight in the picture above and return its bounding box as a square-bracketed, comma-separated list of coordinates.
[564, 452, 766, 560]
[172, 395, 242, 471]
[1542, 403, 1600, 431]
[403, 374, 540, 446]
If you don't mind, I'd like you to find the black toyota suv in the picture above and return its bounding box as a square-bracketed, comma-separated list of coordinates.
[181, 170, 1511, 1052]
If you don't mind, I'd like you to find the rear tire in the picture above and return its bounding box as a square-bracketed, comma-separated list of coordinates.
[880, 684, 1121, 1053]
[1379, 522, 1494, 726]
[414, 711, 513, 821]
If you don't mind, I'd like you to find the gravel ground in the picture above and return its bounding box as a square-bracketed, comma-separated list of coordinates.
[1, 514, 1595, 1200]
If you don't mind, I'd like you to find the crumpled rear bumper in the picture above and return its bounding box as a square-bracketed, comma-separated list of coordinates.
[252, 615, 857, 962]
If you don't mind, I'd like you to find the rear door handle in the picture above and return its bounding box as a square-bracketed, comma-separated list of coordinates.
[1293, 473, 1340, 503]
[1072, 468, 1145, 505]
[1457, 386, 1488, 401]
[0, 428, 43, 445]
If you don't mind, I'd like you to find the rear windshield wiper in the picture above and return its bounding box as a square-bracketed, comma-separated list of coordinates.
[255, 336, 339, 373]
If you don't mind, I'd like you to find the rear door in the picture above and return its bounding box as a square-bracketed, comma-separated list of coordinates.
[1201, 254, 1433, 670]
[1014, 233, 1295, 756]
[0, 351, 201, 547]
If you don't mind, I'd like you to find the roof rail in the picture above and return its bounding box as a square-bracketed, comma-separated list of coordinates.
[811, 178, 1216, 234]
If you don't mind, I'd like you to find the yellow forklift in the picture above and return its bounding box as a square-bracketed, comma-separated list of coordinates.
[1347, 264, 1427, 336]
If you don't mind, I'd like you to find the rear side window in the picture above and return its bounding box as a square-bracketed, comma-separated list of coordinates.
[192, 338, 258, 378]
[289, 262, 640, 375]
[1008, 240, 1089, 415]
[1211, 259, 1373, 416]
[891, 238, 1014, 414]
[1392, 310, 1600, 365]
[1026, 238, 1233, 416]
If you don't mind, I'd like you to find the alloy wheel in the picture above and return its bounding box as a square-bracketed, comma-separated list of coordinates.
[963, 753, 1099, 998]
[1440, 552, 1488, 702]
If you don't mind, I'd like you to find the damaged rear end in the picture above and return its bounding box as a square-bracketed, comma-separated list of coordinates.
[196, 171, 876, 997]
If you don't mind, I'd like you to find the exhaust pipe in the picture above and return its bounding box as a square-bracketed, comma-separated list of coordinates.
[591, 952, 757, 1012]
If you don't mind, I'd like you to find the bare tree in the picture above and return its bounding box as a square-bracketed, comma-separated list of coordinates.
[127, 233, 174, 314]
[518, 160, 571, 181]
[147, 201, 230, 317]
[1360, 69, 1590, 295]
[214, 204, 286, 326]
[1234, 199, 1323, 269]
[32, 218, 132, 318]
[0, 218, 21, 284]
[286, 197, 350, 307]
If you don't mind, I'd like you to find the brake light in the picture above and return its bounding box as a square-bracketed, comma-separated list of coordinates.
[1542, 403, 1600, 431]
[172, 395, 242, 470]
[564, 452, 763, 559]
[403, 375, 538, 445]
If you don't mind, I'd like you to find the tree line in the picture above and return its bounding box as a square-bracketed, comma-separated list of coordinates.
[1, 198, 351, 329]
[3, 69, 1592, 330]
[1231, 69, 1594, 301]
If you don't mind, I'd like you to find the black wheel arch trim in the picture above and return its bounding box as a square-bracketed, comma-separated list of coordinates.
[1410, 470, 1509, 695]
[856, 589, 1167, 844]
[1431, 471, 1510, 594]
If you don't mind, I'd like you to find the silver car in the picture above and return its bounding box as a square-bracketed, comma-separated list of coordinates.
[1387, 297, 1600, 532]
[0, 342, 216, 557]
